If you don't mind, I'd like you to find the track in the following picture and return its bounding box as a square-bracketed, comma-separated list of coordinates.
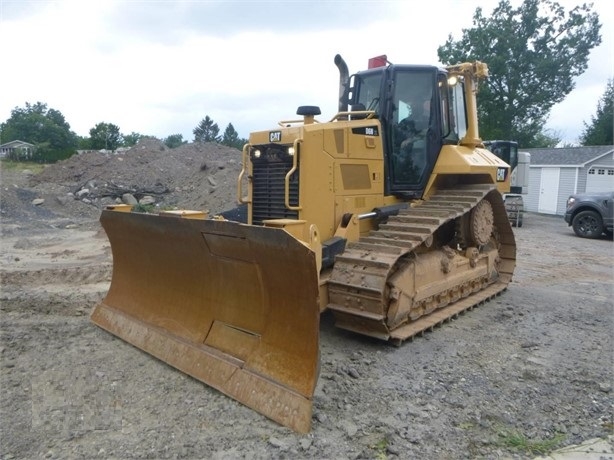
[326, 184, 516, 344]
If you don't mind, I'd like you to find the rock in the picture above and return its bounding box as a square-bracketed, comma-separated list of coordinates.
[32, 198, 44, 206]
[387, 443, 402, 456]
[348, 368, 360, 379]
[122, 193, 138, 205]
[56, 195, 71, 206]
[76, 188, 89, 198]
[207, 176, 217, 186]
[299, 438, 312, 450]
[139, 196, 155, 205]
[268, 437, 286, 449]
[598, 383, 611, 393]
[339, 420, 358, 437]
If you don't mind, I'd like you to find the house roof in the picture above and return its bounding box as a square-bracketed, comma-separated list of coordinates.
[0, 140, 34, 149]
[523, 145, 614, 167]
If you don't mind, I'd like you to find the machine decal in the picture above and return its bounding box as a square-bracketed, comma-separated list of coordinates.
[269, 131, 282, 142]
[351, 126, 379, 136]
[496, 167, 508, 182]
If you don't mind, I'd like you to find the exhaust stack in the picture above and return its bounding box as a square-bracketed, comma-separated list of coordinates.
[334, 54, 349, 113]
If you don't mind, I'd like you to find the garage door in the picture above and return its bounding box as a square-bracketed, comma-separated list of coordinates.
[586, 166, 614, 192]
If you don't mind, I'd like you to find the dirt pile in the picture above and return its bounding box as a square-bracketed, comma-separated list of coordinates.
[1, 138, 242, 228]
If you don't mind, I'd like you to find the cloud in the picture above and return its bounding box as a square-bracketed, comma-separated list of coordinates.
[0, 0, 611, 145]
[104, 0, 398, 39]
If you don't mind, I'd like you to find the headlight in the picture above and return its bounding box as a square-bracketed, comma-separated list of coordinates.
[566, 197, 575, 207]
[253, 149, 261, 158]
[287, 147, 295, 156]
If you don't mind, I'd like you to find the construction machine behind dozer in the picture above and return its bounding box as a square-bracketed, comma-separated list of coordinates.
[92, 54, 516, 433]
[484, 140, 531, 228]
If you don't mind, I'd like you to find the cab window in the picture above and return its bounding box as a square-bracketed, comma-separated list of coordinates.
[389, 70, 433, 185]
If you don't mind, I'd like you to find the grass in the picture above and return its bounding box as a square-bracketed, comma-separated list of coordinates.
[130, 203, 156, 214]
[371, 437, 388, 460]
[0, 159, 45, 174]
[497, 429, 566, 455]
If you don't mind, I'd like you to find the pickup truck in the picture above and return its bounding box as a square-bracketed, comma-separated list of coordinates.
[564, 191, 614, 238]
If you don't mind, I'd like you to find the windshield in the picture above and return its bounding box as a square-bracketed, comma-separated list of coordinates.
[354, 72, 383, 114]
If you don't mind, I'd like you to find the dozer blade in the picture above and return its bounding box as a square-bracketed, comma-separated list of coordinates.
[91, 209, 320, 433]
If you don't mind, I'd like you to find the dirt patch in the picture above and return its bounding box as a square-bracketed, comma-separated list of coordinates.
[1, 149, 613, 459]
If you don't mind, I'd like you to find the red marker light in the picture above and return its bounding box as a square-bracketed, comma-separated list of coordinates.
[368, 55, 388, 69]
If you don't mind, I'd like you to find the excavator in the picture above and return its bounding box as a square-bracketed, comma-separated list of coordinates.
[91, 54, 516, 433]
[484, 140, 531, 227]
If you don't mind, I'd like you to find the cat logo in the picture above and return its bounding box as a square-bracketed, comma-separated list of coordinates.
[496, 167, 508, 182]
[269, 131, 282, 142]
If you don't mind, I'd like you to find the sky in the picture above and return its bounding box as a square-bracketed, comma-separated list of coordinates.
[0, 0, 612, 146]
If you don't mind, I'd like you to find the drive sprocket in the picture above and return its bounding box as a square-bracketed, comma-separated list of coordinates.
[469, 199, 494, 246]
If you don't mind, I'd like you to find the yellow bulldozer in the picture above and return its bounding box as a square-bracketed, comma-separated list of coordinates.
[91, 54, 516, 433]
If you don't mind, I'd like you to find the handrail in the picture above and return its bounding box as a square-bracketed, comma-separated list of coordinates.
[284, 138, 303, 211]
[329, 110, 376, 122]
[278, 118, 320, 127]
[237, 143, 251, 204]
[277, 110, 376, 126]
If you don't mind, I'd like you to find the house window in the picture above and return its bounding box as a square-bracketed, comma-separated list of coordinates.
[608, 169, 614, 176]
[588, 168, 595, 174]
[598, 169, 605, 175]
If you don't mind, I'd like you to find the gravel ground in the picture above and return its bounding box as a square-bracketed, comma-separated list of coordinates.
[0, 151, 612, 459]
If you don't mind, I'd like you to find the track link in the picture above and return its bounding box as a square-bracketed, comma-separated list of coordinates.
[326, 184, 516, 343]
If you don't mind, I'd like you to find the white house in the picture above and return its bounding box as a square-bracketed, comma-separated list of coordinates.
[522, 145, 614, 215]
[0, 140, 35, 159]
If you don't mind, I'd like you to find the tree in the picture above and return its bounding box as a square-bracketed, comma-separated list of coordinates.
[580, 79, 613, 146]
[123, 132, 144, 147]
[193, 116, 221, 143]
[89, 122, 123, 150]
[76, 135, 91, 150]
[0, 101, 78, 162]
[221, 123, 247, 149]
[163, 134, 187, 149]
[531, 129, 562, 148]
[437, 0, 602, 148]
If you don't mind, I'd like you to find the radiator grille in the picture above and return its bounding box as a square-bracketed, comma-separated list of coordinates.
[251, 147, 299, 225]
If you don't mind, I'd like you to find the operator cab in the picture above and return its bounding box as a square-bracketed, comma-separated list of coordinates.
[483, 140, 518, 169]
[483, 140, 521, 194]
[347, 57, 468, 198]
